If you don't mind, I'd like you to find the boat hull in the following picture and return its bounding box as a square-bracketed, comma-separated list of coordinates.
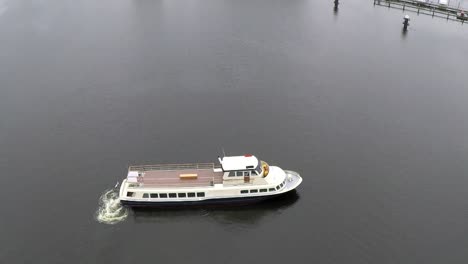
[120, 192, 289, 208]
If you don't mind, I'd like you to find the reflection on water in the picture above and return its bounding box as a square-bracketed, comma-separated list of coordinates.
[0, 0, 8, 17]
[131, 191, 300, 226]
[401, 28, 408, 39]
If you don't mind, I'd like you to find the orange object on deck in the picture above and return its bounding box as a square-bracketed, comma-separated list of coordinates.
[179, 173, 198, 179]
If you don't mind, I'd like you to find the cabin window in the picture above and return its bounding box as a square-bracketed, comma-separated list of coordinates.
[196, 192, 205, 197]
[255, 166, 262, 175]
[246, 165, 254, 169]
[178, 193, 186, 198]
[228, 171, 236, 177]
[187, 192, 196, 197]
[169, 193, 177, 198]
[280, 183, 284, 188]
[159, 193, 168, 198]
[150, 193, 158, 198]
[250, 189, 258, 193]
[127, 192, 134, 197]
[244, 171, 250, 176]
[142, 193, 149, 198]
[269, 188, 275, 191]
[276, 186, 280, 190]
[236, 171, 244, 177]
[260, 189, 267, 193]
[240, 190, 248, 194]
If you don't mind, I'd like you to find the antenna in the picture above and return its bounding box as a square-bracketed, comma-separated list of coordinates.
[222, 147, 226, 157]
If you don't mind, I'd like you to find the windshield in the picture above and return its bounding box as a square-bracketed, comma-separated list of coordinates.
[255, 160, 262, 175]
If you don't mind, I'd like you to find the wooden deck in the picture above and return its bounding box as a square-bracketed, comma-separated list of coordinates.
[137, 169, 224, 187]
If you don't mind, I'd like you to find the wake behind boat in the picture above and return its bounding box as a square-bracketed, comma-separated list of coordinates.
[119, 154, 302, 207]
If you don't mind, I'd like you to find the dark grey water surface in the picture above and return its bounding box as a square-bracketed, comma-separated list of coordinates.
[1, 0, 468, 263]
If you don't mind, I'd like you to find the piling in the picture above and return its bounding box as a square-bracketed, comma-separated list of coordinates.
[403, 14, 410, 31]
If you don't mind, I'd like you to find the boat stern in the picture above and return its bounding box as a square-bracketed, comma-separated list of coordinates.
[119, 179, 128, 200]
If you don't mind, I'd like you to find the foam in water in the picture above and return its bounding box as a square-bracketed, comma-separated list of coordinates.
[96, 189, 128, 225]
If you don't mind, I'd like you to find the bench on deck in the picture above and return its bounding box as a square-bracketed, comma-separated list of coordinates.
[179, 173, 198, 180]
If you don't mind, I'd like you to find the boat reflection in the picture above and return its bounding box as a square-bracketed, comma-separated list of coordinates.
[130, 191, 300, 226]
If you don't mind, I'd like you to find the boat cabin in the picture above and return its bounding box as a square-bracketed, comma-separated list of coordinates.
[218, 154, 268, 183]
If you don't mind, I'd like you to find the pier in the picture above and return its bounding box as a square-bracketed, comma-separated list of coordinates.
[374, 0, 468, 24]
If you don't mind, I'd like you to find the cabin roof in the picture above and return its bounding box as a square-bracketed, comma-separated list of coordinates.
[220, 155, 259, 171]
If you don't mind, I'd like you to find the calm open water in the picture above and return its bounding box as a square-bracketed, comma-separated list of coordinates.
[1, 0, 468, 263]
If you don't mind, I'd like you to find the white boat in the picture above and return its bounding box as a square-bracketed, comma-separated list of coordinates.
[119, 154, 302, 207]
[457, 11, 467, 20]
[415, 0, 430, 7]
[438, 0, 448, 8]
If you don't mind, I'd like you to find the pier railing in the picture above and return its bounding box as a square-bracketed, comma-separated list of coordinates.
[129, 163, 221, 172]
[374, 0, 468, 23]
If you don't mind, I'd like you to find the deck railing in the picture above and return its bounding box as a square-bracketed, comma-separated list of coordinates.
[374, 0, 468, 23]
[129, 163, 221, 172]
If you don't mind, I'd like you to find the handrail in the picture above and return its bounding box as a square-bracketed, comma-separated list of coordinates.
[129, 163, 221, 172]
[384, 0, 464, 11]
[376, 0, 467, 15]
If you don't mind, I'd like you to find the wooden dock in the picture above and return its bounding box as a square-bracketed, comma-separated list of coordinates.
[374, 0, 468, 24]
